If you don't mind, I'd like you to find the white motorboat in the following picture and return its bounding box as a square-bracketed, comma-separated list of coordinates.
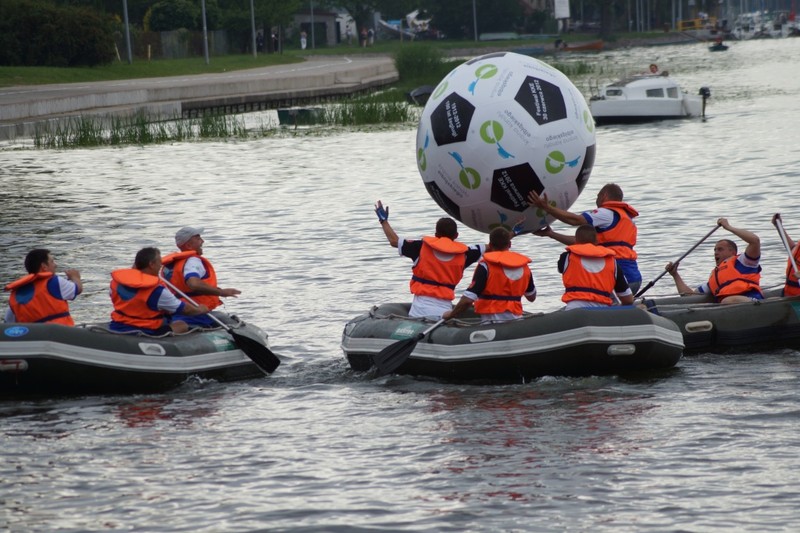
[589, 73, 710, 125]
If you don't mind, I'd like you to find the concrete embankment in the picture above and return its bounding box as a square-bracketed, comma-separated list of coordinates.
[0, 56, 398, 141]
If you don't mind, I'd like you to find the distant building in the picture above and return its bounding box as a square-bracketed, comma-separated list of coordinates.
[293, 7, 355, 47]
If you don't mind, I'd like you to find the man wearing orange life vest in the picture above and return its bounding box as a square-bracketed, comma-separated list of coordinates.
[443, 227, 536, 323]
[162, 227, 241, 328]
[109, 247, 208, 335]
[4, 249, 82, 325]
[772, 213, 800, 297]
[558, 225, 634, 310]
[666, 218, 762, 304]
[527, 183, 642, 294]
[375, 200, 486, 319]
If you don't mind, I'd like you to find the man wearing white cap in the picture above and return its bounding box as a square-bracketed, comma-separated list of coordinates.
[161, 227, 241, 328]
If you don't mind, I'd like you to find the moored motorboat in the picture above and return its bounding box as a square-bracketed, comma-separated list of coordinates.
[561, 39, 604, 52]
[277, 107, 325, 126]
[589, 73, 710, 125]
[0, 312, 277, 397]
[406, 85, 435, 106]
[341, 303, 684, 382]
[641, 288, 800, 353]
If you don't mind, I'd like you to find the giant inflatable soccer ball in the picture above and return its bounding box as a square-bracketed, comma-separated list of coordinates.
[416, 51, 596, 234]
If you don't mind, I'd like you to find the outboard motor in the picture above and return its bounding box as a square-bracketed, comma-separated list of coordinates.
[699, 86, 711, 117]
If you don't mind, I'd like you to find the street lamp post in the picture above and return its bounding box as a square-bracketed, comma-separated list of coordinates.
[249, 0, 257, 57]
[310, 1, 315, 49]
[472, 0, 478, 42]
[122, 0, 133, 64]
[200, 0, 209, 64]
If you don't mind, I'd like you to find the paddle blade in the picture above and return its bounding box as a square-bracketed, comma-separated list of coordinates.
[373, 336, 420, 377]
[230, 329, 281, 374]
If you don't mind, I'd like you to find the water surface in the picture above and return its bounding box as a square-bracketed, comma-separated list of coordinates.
[2, 38, 800, 532]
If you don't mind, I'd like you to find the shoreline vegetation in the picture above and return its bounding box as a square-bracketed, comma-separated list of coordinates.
[0, 31, 689, 88]
[8, 31, 697, 149]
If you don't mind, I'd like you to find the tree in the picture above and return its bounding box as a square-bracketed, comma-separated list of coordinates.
[418, 0, 525, 40]
[218, 0, 301, 52]
[148, 0, 199, 31]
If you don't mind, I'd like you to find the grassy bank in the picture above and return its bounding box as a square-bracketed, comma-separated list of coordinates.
[0, 32, 671, 88]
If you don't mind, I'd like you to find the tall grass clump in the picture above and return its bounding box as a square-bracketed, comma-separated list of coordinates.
[32, 111, 249, 148]
[393, 44, 458, 90]
[326, 96, 414, 126]
[550, 60, 596, 78]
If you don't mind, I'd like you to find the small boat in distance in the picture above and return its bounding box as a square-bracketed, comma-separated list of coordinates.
[277, 107, 326, 127]
[589, 71, 711, 125]
[556, 39, 604, 52]
[406, 85, 435, 106]
[709, 42, 729, 51]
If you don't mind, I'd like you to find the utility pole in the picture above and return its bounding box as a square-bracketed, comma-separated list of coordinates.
[201, 0, 209, 64]
[250, 0, 257, 57]
[472, 0, 478, 42]
[122, 0, 133, 63]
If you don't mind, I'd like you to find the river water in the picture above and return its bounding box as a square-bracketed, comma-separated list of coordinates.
[2, 38, 800, 531]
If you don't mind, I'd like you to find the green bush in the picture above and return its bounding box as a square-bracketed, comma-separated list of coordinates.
[393, 44, 445, 82]
[0, 0, 116, 66]
[148, 0, 199, 32]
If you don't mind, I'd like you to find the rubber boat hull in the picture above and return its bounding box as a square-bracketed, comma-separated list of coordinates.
[0, 313, 270, 396]
[342, 303, 684, 382]
[642, 288, 800, 353]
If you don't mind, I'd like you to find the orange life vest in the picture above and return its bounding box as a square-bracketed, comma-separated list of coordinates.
[596, 201, 638, 261]
[162, 250, 221, 310]
[473, 251, 532, 315]
[109, 269, 165, 330]
[783, 244, 800, 297]
[707, 255, 762, 299]
[4, 272, 74, 325]
[409, 236, 469, 300]
[561, 243, 617, 305]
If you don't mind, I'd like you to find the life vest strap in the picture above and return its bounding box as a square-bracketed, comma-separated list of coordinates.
[113, 309, 162, 321]
[600, 241, 634, 249]
[34, 311, 71, 323]
[479, 294, 520, 302]
[411, 275, 457, 290]
[565, 286, 613, 298]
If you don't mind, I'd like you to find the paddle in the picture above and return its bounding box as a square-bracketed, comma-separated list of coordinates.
[635, 223, 722, 298]
[158, 271, 280, 374]
[373, 319, 445, 377]
[772, 214, 800, 277]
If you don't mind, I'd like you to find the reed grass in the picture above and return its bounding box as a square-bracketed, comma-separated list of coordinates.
[32, 112, 249, 148]
[324, 97, 414, 126]
[29, 100, 413, 148]
[23, 47, 599, 148]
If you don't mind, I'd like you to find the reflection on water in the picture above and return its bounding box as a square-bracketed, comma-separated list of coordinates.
[427, 382, 657, 503]
[2, 38, 800, 531]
